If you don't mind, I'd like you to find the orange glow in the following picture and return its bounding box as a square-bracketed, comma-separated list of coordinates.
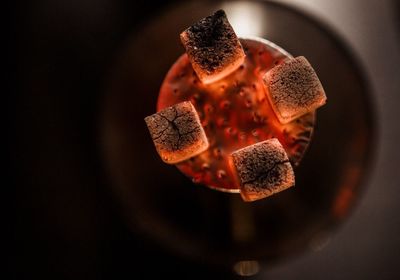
[157, 38, 315, 192]
[233, 260, 260, 276]
[332, 166, 361, 219]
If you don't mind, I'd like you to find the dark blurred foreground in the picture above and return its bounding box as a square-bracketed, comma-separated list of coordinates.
[10, 0, 400, 279]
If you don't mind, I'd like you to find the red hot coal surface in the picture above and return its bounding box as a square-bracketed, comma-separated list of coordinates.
[157, 38, 315, 192]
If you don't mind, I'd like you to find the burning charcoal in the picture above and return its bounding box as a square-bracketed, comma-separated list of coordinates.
[180, 9, 245, 84]
[231, 138, 295, 202]
[145, 101, 209, 164]
[158, 37, 313, 193]
[263, 56, 327, 124]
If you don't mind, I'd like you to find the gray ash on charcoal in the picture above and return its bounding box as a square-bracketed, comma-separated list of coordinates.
[231, 139, 295, 201]
[145, 101, 209, 164]
[181, 10, 241, 73]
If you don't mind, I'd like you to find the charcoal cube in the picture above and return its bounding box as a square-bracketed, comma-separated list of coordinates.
[145, 101, 209, 164]
[263, 56, 327, 124]
[231, 138, 295, 201]
[180, 10, 245, 84]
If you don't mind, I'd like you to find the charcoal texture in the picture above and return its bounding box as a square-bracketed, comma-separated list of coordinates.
[231, 139, 295, 201]
[180, 10, 245, 82]
[264, 56, 326, 123]
[145, 101, 209, 164]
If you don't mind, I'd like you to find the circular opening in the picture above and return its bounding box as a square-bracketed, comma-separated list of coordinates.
[101, 0, 376, 269]
[157, 37, 314, 193]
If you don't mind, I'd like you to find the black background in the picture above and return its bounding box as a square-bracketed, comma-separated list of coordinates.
[9, 0, 400, 279]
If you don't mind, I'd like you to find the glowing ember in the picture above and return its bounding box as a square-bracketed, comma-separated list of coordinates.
[180, 10, 245, 84]
[157, 38, 315, 192]
[145, 101, 209, 164]
[231, 138, 295, 201]
[263, 56, 327, 124]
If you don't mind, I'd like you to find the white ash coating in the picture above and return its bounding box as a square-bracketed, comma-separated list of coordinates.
[180, 9, 245, 84]
[263, 56, 326, 124]
[231, 138, 295, 201]
[145, 101, 209, 164]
